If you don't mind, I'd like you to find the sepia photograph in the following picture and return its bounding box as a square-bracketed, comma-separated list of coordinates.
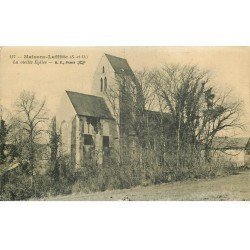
[0, 47, 249, 201]
[1, 1, 250, 250]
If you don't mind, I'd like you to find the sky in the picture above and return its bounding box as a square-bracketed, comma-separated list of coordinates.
[0, 47, 249, 136]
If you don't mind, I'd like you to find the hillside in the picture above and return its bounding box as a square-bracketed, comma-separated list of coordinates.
[45, 170, 250, 201]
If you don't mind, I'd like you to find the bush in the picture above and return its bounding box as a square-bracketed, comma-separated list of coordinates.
[0, 147, 242, 200]
[0, 156, 76, 200]
[69, 148, 242, 195]
[0, 166, 33, 200]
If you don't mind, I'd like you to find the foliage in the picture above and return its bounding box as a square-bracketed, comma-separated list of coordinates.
[49, 116, 60, 181]
[153, 65, 243, 162]
[0, 119, 8, 164]
[8, 91, 49, 171]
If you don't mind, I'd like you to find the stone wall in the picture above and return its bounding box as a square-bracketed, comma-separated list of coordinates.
[71, 115, 117, 168]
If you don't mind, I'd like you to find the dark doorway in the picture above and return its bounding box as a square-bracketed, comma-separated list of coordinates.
[103, 136, 109, 147]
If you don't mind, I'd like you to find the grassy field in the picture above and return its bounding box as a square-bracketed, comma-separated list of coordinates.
[45, 170, 250, 201]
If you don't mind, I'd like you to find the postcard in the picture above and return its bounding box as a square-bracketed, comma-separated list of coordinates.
[0, 47, 249, 201]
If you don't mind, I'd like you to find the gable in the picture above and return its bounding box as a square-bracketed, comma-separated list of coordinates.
[91, 54, 116, 96]
[56, 91, 77, 125]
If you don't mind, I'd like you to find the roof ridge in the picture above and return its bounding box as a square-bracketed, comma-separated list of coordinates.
[104, 53, 127, 61]
[65, 90, 103, 99]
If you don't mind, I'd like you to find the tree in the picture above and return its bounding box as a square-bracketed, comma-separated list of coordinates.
[197, 89, 243, 160]
[104, 71, 155, 163]
[104, 64, 244, 171]
[11, 91, 49, 171]
[0, 118, 8, 164]
[49, 116, 60, 181]
[153, 64, 244, 163]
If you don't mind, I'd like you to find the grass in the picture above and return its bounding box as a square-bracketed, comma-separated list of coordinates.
[44, 170, 250, 201]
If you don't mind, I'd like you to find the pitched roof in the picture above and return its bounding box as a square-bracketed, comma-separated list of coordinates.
[105, 54, 134, 76]
[211, 137, 250, 150]
[66, 91, 114, 120]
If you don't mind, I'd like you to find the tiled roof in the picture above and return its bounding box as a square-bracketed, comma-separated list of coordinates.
[105, 54, 134, 76]
[66, 91, 114, 120]
[211, 137, 250, 149]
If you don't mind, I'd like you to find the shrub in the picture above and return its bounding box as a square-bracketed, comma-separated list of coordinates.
[0, 146, 241, 200]
[0, 167, 33, 200]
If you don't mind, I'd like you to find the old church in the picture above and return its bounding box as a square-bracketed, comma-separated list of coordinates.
[57, 54, 145, 168]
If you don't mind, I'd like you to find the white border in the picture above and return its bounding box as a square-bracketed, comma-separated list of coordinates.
[0, 0, 250, 250]
[0, 0, 250, 46]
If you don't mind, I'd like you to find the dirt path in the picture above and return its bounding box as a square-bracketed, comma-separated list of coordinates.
[46, 171, 250, 201]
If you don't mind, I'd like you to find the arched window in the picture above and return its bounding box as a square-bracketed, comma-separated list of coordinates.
[102, 66, 105, 73]
[100, 78, 103, 92]
[104, 77, 107, 91]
